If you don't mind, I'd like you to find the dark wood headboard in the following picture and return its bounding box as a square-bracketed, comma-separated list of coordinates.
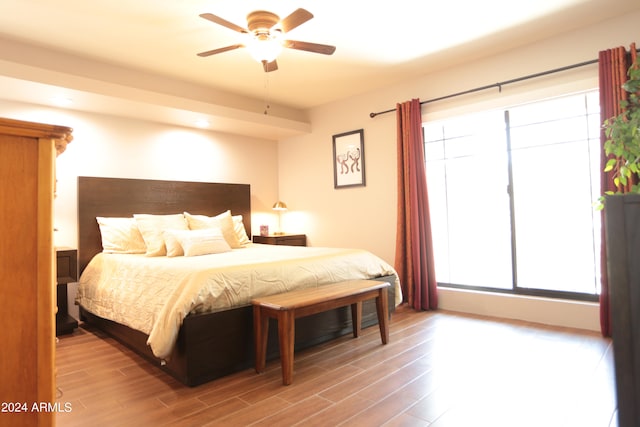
[77, 177, 251, 274]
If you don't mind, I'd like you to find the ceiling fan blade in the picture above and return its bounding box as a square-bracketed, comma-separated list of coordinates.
[197, 44, 244, 57]
[262, 60, 278, 73]
[279, 8, 313, 33]
[283, 40, 336, 55]
[199, 13, 248, 33]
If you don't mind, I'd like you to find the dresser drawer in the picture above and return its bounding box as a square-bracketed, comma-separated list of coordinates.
[253, 234, 307, 246]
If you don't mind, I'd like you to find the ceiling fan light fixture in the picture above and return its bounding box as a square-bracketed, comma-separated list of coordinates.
[198, 9, 335, 72]
[246, 32, 282, 63]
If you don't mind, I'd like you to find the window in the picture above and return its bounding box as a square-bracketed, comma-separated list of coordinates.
[424, 91, 601, 300]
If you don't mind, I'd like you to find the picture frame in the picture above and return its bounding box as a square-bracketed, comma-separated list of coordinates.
[332, 129, 365, 188]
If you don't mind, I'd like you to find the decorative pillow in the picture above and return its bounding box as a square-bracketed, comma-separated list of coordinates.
[232, 215, 251, 246]
[163, 229, 184, 257]
[184, 210, 242, 248]
[96, 217, 146, 254]
[133, 213, 188, 256]
[166, 228, 231, 257]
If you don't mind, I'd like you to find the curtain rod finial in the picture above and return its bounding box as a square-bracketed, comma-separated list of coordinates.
[369, 112, 377, 118]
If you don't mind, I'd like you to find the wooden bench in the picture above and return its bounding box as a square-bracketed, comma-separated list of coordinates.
[252, 279, 390, 385]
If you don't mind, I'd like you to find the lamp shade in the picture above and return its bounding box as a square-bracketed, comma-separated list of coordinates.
[246, 33, 283, 63]
[272, 201, 288, 211]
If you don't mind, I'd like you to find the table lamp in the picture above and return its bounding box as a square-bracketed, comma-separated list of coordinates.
[272, 201, 287, 235]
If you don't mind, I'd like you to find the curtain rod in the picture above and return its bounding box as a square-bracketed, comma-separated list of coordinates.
[369, 57, 603, 118]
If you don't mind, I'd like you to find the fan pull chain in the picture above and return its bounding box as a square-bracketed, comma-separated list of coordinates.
[263, 73, 271, 115]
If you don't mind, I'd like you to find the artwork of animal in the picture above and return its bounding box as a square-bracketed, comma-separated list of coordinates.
[336, 147, 361, 175]
[336, 152, 349, 174]
[348, 147, 361, 172]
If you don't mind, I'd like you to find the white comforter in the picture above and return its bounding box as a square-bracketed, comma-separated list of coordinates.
[76, 243, 401, 359]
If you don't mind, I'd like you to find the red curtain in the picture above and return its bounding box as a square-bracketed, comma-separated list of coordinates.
[395, 99, 438, 310]
[598, 43, 637, 337]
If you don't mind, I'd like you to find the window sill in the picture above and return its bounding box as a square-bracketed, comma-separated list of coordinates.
[437, 286, 600, 332]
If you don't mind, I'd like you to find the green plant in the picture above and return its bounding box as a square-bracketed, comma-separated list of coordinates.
[598, 58, 640, 209]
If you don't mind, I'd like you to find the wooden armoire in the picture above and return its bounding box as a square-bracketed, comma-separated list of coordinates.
[0, 117, 72, 427]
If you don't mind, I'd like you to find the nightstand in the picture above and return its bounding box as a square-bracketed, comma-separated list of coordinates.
[253, 234, 307, 246]
[56, 248, 78, 335]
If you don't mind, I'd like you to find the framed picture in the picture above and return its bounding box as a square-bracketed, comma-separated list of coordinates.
[333, 129, 365, 188]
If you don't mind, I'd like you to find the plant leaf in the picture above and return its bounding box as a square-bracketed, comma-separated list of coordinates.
[604, 158, 617, 172]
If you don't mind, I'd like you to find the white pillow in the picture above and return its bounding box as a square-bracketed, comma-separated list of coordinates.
[96, 217, 146, 254]
[166, 228, 231, 257]
[163, 229, 184, 257]
[134, 213, 188, 256]
[184, 210, 242, 248]
[232, 215, 251, 246]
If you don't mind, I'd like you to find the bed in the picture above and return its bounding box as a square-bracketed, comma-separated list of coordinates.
[76, 176, 400, 386]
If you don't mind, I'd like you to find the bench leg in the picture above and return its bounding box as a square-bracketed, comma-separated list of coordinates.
[253, 305, 269, 374]
[351, 302, 362, 338]
[376, 288, 389, 345]
[277, 310, 295, 385]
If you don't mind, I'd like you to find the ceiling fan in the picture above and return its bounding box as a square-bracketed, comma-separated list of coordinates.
[197, 8, 336, 72]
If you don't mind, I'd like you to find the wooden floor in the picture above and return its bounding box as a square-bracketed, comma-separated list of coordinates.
[55, 306, 618, 426]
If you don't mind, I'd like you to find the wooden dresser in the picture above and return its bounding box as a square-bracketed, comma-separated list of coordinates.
[0, 117, 72, 427]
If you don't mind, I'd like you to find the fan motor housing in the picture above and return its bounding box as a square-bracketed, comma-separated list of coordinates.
[247, 10, 280, 32]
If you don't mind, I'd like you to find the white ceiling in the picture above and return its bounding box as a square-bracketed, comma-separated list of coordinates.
[0, 0, 638, 139]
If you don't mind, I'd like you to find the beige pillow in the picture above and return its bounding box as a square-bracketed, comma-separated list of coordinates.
[134, 213, 188, 256]
[166, 228, 231, 257]
[232, 215, 251, 246]
[184, 210, 242, 248]
[96, 217, 146, 254]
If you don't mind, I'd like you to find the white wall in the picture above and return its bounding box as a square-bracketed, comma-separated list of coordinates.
[277, 11, 640, 331]
[0, 100, 282, 248]
[276, 102, 398, 260]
